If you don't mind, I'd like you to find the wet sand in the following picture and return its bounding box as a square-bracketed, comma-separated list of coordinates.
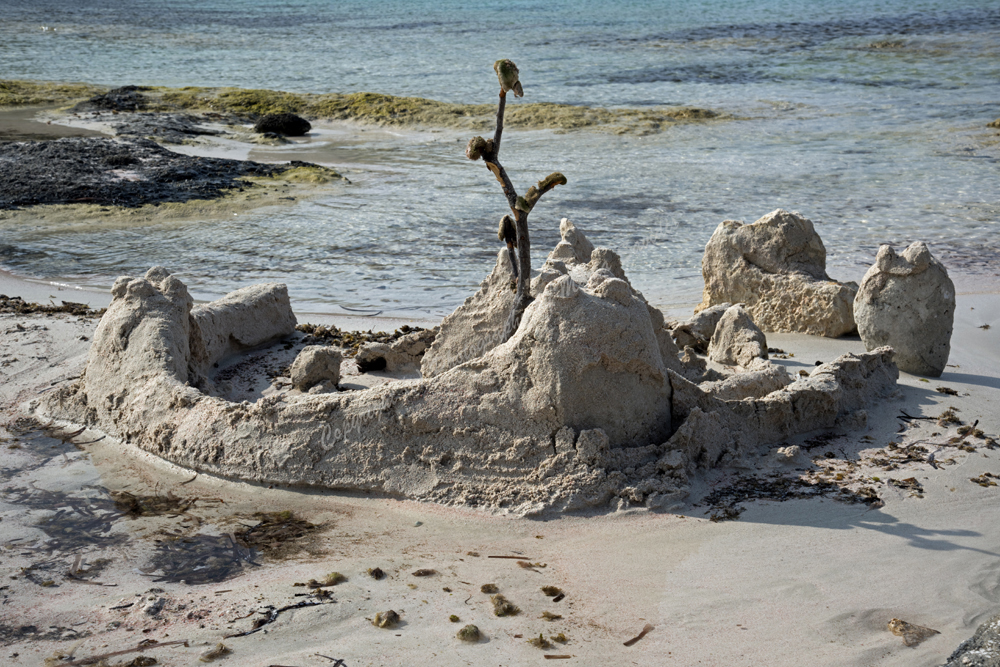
[1, 267, 998, 667]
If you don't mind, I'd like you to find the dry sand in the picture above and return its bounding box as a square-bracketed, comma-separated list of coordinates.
[1, 267, 998, 667]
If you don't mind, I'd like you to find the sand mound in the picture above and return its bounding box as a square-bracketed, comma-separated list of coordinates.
[35, 222, 900, 514]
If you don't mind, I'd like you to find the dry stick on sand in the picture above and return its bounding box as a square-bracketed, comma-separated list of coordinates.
[623, 623, 655, 647]
[466, 59, 567, 342]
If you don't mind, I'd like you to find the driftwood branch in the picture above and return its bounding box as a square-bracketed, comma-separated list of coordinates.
[466, 61, 566, 342]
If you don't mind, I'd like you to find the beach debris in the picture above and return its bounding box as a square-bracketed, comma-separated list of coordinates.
[855, 242, 955, 377]
[368, 567, 385, 580]
[110, 490, 194, 518]
[456, 624, 481, 642]
[708, 305, 768, 368]
[541, 611, 562, 621]
[289, 346, 341, 391]
[235, 510, 320, 560]
[888, 477, 924, 496]
[60, 640, 187, 667]
[541, 586, 562, 597]
[528, 633, 552, 649]
[980, 324, 992, 330]
[480, 584, 499, 594]
[970, 473, 998, 488]
[354, 328, 437, 373]
[372, 610, 400, 629]
[698, 209, 858, 337]
[412, 569, 437, 577]
[491, 594, 520, 617]
[296, 322, 428, 357]
[623, 623, 655, 647]
[199, 643, 232, 662]
[517, 560, 546, 571]
[449, 614, 460, 623]
[888, 618, 940, 647]
[938, 409, 963, 427]
[936, 386, 959, 396]
[224, 600, 330, 638]
[143, 597, 167, 616]
[0, 295, 105, 319]
[308, 572, 345, 587]
[552, 593, 565, 603]
[551, 633, 568, 643]
[252, 112, 311, 136]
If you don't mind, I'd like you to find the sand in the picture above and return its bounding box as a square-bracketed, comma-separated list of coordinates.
[1, 265, 998, 666]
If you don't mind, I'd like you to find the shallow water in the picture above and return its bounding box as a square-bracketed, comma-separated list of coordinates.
[1, 0, 998, 315]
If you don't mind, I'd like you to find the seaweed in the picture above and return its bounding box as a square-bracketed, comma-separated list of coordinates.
[0, 295, 105, 318]
[490, 593, 520, 617]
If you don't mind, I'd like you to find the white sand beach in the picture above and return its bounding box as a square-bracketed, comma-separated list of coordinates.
[2, 262, 997, 666]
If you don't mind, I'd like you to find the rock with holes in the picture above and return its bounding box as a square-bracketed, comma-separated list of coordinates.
[853, 242, 955, 377]
[698, 209, 858, 337]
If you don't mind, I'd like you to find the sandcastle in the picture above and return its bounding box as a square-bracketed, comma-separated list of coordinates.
[34, 219, 899, 515]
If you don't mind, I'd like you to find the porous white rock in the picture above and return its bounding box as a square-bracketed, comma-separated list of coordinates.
[290, 346, 342, 390]
[708, 305, 768, 367]
[853, 242, 955, 377]
[698, 209, 858, 337]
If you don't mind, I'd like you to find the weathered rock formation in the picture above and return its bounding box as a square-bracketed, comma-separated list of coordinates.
[697, 209, 858, 337]
[290, 346, 342, 391]
[854, 242, 955, 377]
[708, 305, 768, 367]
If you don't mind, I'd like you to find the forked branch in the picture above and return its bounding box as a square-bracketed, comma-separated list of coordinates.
[464, 59, 566, 342]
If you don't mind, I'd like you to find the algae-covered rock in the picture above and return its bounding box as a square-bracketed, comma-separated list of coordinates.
[253, 112, 311, 136]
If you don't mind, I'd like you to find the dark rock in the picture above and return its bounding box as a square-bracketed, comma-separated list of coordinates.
[74, 85, 150, 112]
[253, 113, 311, 136]
[113, 113, 222, 144]
[943, 611, 1000, 667]
[0, 137, 287, 209]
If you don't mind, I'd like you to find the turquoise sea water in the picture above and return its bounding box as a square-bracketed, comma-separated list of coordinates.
[1, 0, 998, 315]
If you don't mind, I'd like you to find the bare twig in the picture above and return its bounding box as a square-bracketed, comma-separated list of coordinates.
[623, 623, 654, 647]
[64, 640, 187, 666]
